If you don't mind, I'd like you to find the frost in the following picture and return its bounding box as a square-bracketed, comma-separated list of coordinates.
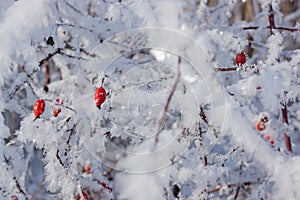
[0, 0, 300, 200]
[0, 0, 48, 85]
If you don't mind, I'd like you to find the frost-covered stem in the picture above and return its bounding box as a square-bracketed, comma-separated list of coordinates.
[234, 185, 240, 199]
[199, 107, 209, 125]
[281, 103, 292, 152]
[9, 112, 14, 136]
[208, 181, 256, 194]
[155, 57, 181, 143]
[268, 4, 275, 35]
[197, 119, 208, 166]
[44, 99, 77, 113]
[203, 156, 207, 166]
[39, 48, 61, 66]
[45, 62, 50, 86]
[13, 177, 26, 196]
[57, 68, 63, 80]
[242, 26, 300, 32]
[56, 149, 66, 168]
[93, 179, 113, 192]
[214, 67, 237, 72]
[242, 4, 300, 33]
[234, 162, 243, 199]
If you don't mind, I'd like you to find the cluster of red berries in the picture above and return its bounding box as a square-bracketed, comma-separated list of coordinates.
[33, 98, 63, 118]
[53, 99, 62, 117]
[255, 115, 275, 145]
[33, 86, 107, 118]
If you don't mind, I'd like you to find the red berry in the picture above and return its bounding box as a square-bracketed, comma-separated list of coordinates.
[235, 52, 246, 65]
[53, 108, 61, 117]
[33, 99, 45, 118]
[56, 98, 63, 104]
[82, 191, 89, 200]
[256, 121, 265, 131]
[85, 164, 91, 174]
[265, 134, 271, 141]
[101, 182, 113, 192]
[265, 134, 274, 144]
[94, 87, 106, 109]
[11, 196, 18, 200]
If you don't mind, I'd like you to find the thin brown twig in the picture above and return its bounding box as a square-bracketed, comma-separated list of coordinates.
[56, 149, 66, 168]
[39, 48, 61, 67]
[208, 181, 257, 194]
[199, 106, 209, 124]
[44, 99, 77, 113]
[45, 62, 50, 85]
[242, 26, 300, 32]
[14, 177, 26, 196]
[214, 67, 238, 72]
[242, 4, 299, 34]
[268, 4, 275, 35]
[234, 186, 241, 199]
[281, 103, 292, 152]
[155, 57, 181, 143]
[234, 162, 244, 199]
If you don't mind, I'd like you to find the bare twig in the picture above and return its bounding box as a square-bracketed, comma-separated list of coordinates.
[214, 67, 238, 72]
[242, 4, 299, 33]
[208, 181, 257, 194]
[45, 62, 50, 85]
[234, 162, 244, 199]
[234, 185, 241, 199]
[39, 48, 61, 67]
[199, 106, 209, 124]
[44, 99, 76, 113]
[155, 57, 181, 143]
[14, 177, 26, 196]
[242, 26, 300, 32]
[56, 150, 66, 168]
[268, 4, 275, 35]
[203, 155, 208, 166]
[281, 103, 292, 152]
[197, 121, 208, 166]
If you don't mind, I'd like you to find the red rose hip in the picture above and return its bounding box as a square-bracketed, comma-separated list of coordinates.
[94, 87, 106, 109]
[53, 108, 61, 117]
[235, 52, 246, 65]
[33, 99, 45, 118]
[256, 121, 266, 131]
[85, 164, 91, 174]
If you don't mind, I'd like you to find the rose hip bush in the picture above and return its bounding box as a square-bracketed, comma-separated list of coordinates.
[0, 0, 299, 199]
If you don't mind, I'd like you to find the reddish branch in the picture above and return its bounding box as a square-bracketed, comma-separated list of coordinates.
[44, 99, 76, 113]
[208, 181, 256, 194]
[214, 67, 238, 72]
[13, 177, 26, 196]
[281, 103, 292, 152]
[45, 62, 50, 85]
[268, 4, 275, 35]
[243, 4, 299, 33]
[155, 57, 181, 143]
[39, 48, 61, 66]
[199, 106, 209, 124]
[242, 26, 299, 32]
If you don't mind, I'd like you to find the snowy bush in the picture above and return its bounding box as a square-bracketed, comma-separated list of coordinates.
[0, 0, 299, 199]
